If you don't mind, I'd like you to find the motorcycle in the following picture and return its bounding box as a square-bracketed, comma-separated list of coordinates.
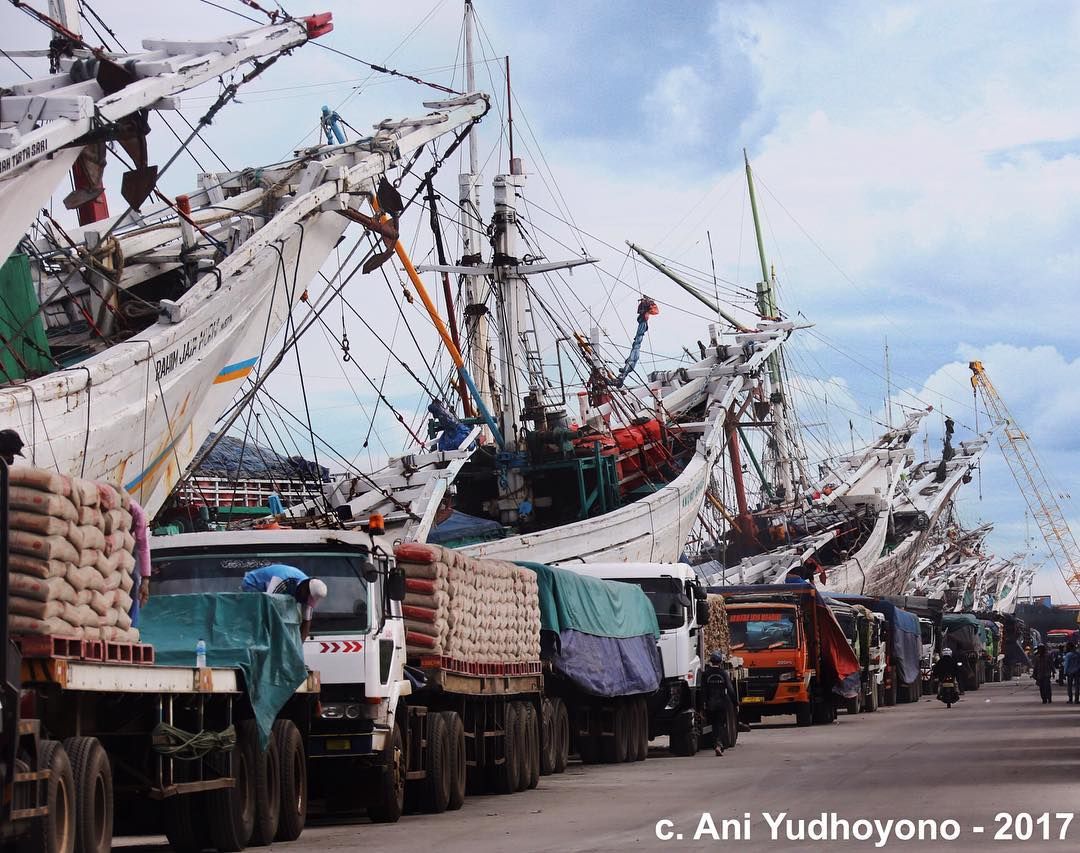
[937, 677, 960, 709]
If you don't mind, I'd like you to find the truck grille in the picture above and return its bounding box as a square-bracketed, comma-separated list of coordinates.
[744, 667, 792, 701]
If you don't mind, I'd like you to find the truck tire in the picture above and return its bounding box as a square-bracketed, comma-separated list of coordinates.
[492, 703, 518, 794]
[32, 740, 75, 853]
[576, 707, 601, 765]
[795, 703, 813, 727]
[438, 712, 466, 811]
[552, 699, 569, 774]
[540, 699, 556, 776]
[864, 682, 879, 713]
[523, 704, 540, 790]
[248, 729, 281, 846]
[62, 736, 112, 853]
[163, 793, 209, 853]
[602, 704, 628, 764]
[420, 712, 452, 813]
[845, 691, 862, 715]
[272, 719, 307, 840]
[668, 710, 699, 756]
[812, 698, 836, 725]
[512, 703, 529, 792]
[367, 722, 404, 823]
[207, 719, 258, 852]
[883, 676, 897, 706]
[634, 698, 649, 761]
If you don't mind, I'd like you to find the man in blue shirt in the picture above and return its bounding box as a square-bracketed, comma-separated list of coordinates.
[1063, 642, 1080, 704]
[241, 563, 327, 641]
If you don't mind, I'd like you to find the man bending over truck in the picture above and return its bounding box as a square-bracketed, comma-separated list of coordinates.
[241, 563, 327, 641]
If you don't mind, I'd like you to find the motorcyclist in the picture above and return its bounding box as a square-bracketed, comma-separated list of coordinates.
[932, 647, 965, 694]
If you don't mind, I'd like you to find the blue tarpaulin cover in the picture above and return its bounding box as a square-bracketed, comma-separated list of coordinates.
[141, 593, 308, 750]
[518, 562, 662, 698]
[835, 595, 922, 685]
[428, 510, 504, 546]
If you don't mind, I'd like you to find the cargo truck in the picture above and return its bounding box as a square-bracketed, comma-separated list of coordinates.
[151, 532, 662, 823]
[709, 585, 859, 727]
[826, 599, 884, 714]
[941, 613, 985, 691]
[3, 467, 318, 853]
[833, 595, 922, 705]
[559, 562, 743, 755]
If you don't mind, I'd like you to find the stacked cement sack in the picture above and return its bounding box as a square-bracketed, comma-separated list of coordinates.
[395, 543, 541, 663]
[7, 466, 141, 643]
[703, 594, 731, 658]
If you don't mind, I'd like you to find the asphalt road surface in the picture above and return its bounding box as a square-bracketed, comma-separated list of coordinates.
[119, 678, 1080, 852]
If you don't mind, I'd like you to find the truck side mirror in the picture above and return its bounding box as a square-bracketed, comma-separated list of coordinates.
[387, 568, 406, 602]
[361, 560, 379, 584]
[696, 600, 710, 627]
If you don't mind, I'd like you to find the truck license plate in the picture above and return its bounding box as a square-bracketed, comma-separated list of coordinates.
[741, 696, 765, 703]
[326, 738, 352, 751]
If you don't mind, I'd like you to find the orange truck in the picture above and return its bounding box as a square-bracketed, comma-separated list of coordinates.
[711, 584, 860, 727]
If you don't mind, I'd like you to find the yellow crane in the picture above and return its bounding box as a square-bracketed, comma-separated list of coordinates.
[969, 360, 1080, 602]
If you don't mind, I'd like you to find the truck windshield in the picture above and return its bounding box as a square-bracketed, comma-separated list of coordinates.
[150, 550, 369, 634]
[623, 577, 685, 630]
[833, 611, 857, 645]
[729, 611, 798, 651]
[920, 622, 934, 645]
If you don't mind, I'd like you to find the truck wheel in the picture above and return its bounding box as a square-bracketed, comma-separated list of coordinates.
[33, 740, 75, 853]
[440, 712, 466, 810]
[846, 691, 862, 715]
[512, 703, 529, 792]
[883, 677, 897, 706]
[421, 712, 452, 813]
[540, 699, 556, 776]
[795, 703, 813, 727]
[367, 722, 404, 823]
[248, 729, 281, 846]
[634, 698, 649, 761]
[602, 704, 628, 764]
[630, 699, 643, 760]
[207, 720, 258, 852]
[726, 705, 739, 748]
[272, 719, 307, 839]
[492, 703, 518, 794]
[812, 699, 836, 725]
[62, 736, 113, 853]
[668, 711, 699, 756]
[523, 704, 540, 790]
[864, 683, 879, 713]
[576, 707, 601, 765]
[163, 793, 209, 853]
[552, 699, 569, 774]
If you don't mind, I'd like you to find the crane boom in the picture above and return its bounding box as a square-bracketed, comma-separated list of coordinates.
[969, 360, 1080, 602]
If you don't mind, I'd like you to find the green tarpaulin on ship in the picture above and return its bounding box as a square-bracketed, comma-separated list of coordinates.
[140, 592, 308, 749]
[0, 253, 53, 381]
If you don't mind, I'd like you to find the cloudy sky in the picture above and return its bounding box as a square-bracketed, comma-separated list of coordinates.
[6, 1, 1080, 600]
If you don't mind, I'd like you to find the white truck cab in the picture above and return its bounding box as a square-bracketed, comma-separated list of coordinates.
[559, 562, 712, 754]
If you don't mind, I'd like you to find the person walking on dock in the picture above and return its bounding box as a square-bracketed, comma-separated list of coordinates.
[1032, 645, 1054, 704]
[1063, 643, 1080, 704]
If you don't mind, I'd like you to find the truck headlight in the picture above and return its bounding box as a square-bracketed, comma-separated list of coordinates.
[320, 703, 344, 719]
[778, 671, 798, 682]
[344, 704, 362, 720]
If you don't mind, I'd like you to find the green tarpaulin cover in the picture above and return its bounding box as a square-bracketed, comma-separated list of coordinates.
[141, 593, 308, 749]
[0, 253, 53, 381]
[517, 562, 659, 639]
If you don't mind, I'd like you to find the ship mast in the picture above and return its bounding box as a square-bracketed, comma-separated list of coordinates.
[744, 150, 795, 500]
[459, 1, 497, 428]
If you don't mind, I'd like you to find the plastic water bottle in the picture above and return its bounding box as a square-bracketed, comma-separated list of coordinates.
[196, 639, 207, 669]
